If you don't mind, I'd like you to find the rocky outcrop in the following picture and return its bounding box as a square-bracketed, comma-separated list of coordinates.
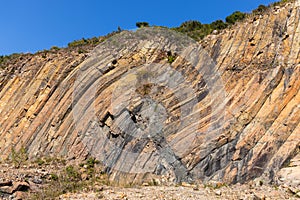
[201, 0, 300, 184]
[0, 1, 299, 185]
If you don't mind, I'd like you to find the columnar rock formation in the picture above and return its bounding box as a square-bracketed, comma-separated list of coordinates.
[0, 1, 299, 185]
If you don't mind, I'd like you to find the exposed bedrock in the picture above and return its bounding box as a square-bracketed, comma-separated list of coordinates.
[0, 1, 299, 185]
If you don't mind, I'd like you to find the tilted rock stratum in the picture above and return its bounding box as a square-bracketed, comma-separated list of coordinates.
[0, 1, 299, 185]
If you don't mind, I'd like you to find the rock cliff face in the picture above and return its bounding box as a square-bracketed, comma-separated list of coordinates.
[0, 1, 299, 185]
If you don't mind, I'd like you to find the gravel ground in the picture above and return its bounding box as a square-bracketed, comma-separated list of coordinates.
[59, 183, 300, 200]
[0, 162, 299, 200]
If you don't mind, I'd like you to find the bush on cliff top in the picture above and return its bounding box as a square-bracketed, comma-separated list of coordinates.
[136, 22, 150, 28]
[225, 11, 246, 24]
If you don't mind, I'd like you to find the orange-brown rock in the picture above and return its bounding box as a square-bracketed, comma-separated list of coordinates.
[0, 1, 299, 185]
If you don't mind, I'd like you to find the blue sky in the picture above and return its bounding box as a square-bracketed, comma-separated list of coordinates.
[1, 0, 276, 55]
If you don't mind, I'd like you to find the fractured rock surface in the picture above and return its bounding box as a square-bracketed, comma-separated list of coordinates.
[0, 1, 299, 185]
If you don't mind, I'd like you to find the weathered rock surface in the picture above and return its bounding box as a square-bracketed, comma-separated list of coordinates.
[0, 1, 299, 186]
[277, 152, 300, 187]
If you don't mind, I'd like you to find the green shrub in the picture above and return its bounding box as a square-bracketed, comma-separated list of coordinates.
[253, 5, 269, 14]
[65, 165, 80, 180]
[78, 49, 87, 54]
[136, 22, 150, 28]
[172, 20, 210, 40]
[226, 11, 246, 24]
[0, 55, 6, 68]
[86, 157, 99, 168]
[35, 157, 45, 166]
[173, 18, 231, 41]
[211, 20, 228, 30]
[89, 37, 100, 44]
[272, 0, 293, 7]
[176, 20, 202, 32]
[168, 55, 176, 63]
[191, 24, 214, 40]
[50, 46, 60, 51]
[11, 146, 28, 168]
[49, 173, 59, 181]
[68, 37, 101, 47]
[0, 53, 22, 69]
[68, 38, 88, 47]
